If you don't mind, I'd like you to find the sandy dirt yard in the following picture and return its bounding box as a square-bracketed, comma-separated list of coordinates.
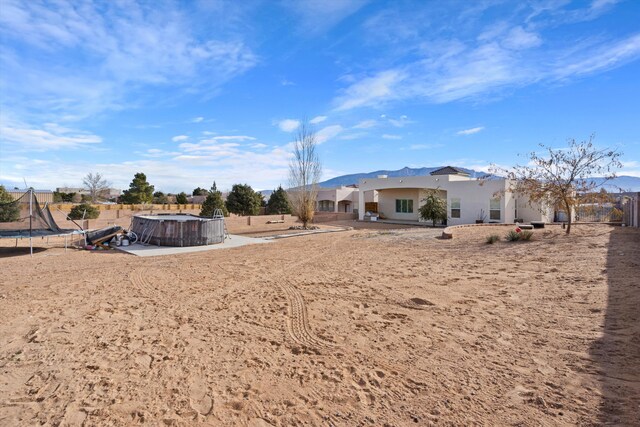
[0, 224, 638, 426]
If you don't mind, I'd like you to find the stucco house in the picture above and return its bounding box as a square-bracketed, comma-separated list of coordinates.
[357, 166, 552, 225]
[316, 185, 376, 214]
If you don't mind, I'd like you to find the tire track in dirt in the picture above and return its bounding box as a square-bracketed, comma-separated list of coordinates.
[274, 236, 342, 351]
[279, 280, 335, 350]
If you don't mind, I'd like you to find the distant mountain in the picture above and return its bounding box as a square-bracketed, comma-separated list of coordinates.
[319, 167, 640, 192]
[318, 166, 483, 188]
[590, 176, 640, 192]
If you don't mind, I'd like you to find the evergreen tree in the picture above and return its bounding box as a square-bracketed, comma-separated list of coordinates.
[120, 173, 154, 204]
[175, 192, 188, 204]
[0, 185, 20, 222]
[68, 203, 100, 220]
[266, 185, 292, 214]
[192, 187, 208, 196]
[200, 181, 228, 217]
[153, 191, 169, 204]
[225, 183, 262, 216]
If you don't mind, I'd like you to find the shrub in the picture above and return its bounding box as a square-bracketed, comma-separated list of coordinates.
[520, 230, 534, 241]
[505, 230, 521, 241]
[68, 203, 100, 220]
[486, 234, 500, 244]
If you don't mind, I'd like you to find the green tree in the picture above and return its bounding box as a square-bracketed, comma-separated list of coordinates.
[225, 183, 262, 216]
[266, 185, 292, 214]
[153, 191, 169, 204]
[192, 187, 208, 196]
[53, 192, 76, 203]
[68, 203, 100, 220]
[419, 190, 447, 227]
[120, 173, 154, 204]
[175, 192, 188, 204]
[0, 185, 20, 222]
[200, 181, 228, 217]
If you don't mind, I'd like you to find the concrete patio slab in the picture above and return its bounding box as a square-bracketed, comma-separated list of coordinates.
[115, 234, 271, 257]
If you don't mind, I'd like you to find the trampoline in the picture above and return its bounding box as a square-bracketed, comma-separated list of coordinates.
[0, 189, 84, 255]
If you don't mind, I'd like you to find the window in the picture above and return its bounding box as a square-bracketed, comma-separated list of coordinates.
[395, 199, 413, 213]
[450, 198, 461, 218]
[489, 198, 501, 220]
[317, 200, 334, 211]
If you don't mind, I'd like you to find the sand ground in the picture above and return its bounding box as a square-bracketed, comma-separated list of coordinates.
[0, 223, 638, 426]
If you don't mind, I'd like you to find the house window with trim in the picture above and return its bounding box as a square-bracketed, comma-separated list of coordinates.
[450, 198, 461, 218]
[395, 199, 413, 213]
[318, 200, 334, 212]
[489, 198, 501, 220]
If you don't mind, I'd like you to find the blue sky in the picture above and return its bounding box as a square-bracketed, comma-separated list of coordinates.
[1, 0, 639, 193]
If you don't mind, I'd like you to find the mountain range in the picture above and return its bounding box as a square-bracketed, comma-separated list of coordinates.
[317, 166, 640, 192]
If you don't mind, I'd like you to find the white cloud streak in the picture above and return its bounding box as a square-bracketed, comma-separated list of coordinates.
[310, 115, 328, 124]
[457, 127, 485, 136]
[277, 119, 301, 132]
[333, 2, 640, 111]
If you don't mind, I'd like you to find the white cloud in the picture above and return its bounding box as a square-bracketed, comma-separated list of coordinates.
[310, 115, 328, 124]
[332, 2, 640, 111]
[502, 27, 542, 50]
[552, 34, 640, 80]
[172, 135, 189, 142]
[283, 0, 368, 35]
[388, 115, 412, 127]
[0, 1, 258, 122]
[210, 135, 256, 141]
[277, 119, 301, 132]
[457, 126, 485, 136]
[334, 70, 406, 111]
[191, 117, 204, 123]
[0, 119, 102, 151]
[316, 125, 344, 143]
[353, 119, 377, 129]
[382, 134, 402, 140]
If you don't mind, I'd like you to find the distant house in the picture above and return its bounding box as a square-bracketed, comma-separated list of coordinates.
[8, 189, 54, 204]
[56, 186, 122, 200]
[357, 166, 553, 225]
[187, 195, 207, 204]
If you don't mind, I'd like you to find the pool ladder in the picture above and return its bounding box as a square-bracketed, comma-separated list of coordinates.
[213, 209, 230, 240]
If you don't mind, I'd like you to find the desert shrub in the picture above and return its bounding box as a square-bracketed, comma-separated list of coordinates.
[505, 230, 521, 241]
[520, 230, 534, 241]
[68, 203, 100, 220]
[486, 234, 500, 244]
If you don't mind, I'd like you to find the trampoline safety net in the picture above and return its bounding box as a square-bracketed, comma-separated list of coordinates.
[0, 189, 75, 238]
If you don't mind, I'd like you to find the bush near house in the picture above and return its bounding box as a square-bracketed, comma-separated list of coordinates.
[486, 234, 500, 244]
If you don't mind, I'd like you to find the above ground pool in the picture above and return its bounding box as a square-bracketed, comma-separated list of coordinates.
[131, 214, 225, 247]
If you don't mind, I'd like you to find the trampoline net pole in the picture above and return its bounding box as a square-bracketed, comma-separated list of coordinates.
[29, 189, 33, 257]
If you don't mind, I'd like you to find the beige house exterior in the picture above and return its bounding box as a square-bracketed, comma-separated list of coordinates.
[357, 167, 553, 225]
[316, 185, 377, 214]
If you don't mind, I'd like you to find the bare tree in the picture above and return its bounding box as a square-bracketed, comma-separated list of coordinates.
[494, 135, 622, 234]
[288, 121, 322, 228]
[83, 172, 110, 203]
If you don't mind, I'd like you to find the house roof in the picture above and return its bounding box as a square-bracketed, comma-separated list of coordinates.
[429, 166, 470, 176]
